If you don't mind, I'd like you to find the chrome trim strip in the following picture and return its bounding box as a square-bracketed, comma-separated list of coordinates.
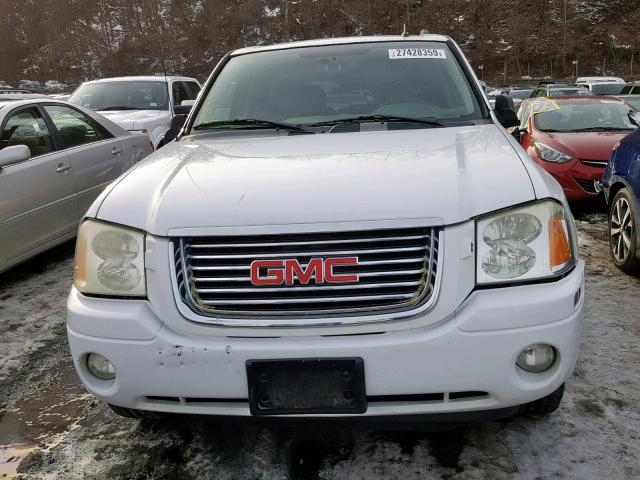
[188, 234, 430, 248]
[199, 293, 416, 305]
[194, 281, 421, 294]
[189, 246, 425, 259]
[190, 257, 427, 271]
[192, 269, 426, 282]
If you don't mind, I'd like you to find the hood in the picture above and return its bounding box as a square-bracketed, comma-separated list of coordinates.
[98, 109, 169, 131]
[543, 131, 631, 160]
[95, 125, 536, 236]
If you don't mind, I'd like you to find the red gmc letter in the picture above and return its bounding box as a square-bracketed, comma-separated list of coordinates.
[324, 257, 359, 283]
[285, 258, 323, 285]
[250, 260, 285, 285]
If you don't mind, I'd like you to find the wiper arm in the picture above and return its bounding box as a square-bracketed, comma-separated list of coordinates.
[571, 126, 634, 132]
[309, 115, 446, 128]
[193, 119, 311, 133]
[100, 106, 144, 111]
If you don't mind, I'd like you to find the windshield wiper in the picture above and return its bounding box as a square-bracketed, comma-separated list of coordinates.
[309, 115, 446, 128]
[570, 126, 635, 132]
[193, 119, 311, 133]
[100, 106, 145, 111]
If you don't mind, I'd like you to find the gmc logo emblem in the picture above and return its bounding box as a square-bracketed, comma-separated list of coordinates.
[250, 257, 359, 286]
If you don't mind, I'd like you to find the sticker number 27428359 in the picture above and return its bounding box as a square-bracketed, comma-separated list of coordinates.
[388, 48, 447, 60]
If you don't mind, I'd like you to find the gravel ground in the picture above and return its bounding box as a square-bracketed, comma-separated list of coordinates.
[1, 204, 639, 480]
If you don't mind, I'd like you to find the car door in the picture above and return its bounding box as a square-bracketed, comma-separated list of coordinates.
[42, 104, 126, 218]
[0, 106, 78, 262]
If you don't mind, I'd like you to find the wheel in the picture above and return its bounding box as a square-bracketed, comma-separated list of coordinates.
[108, 404, 164, 420]
[518, 384, 564, 416]
[609, 188, 640, 273]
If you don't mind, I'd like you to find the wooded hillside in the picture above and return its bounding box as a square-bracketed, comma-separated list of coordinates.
[1, 0, 638, 85]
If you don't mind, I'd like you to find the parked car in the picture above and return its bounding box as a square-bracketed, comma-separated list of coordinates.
[45, 80, 63, 90]
[68, 76, 201, 149]
[576, 76, 625, 84]
[620, 82, 640, 95]
[517, 96, 637, 200]
[507, 88, 534, 109]
[67, 35, 583, 422]
[616, 95, 640, 110]
[602, 112, 640, 272]
[0, 88, 49, 102]
[530, 85, 593, 98]
[0, 99, 153, 273]
[17, 80, 43, 91]
[578, 82, 628, 96]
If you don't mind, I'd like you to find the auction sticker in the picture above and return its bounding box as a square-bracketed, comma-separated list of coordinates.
[388, 48, 446, 59]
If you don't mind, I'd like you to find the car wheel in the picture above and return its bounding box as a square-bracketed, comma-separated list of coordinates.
[518, 384, 564, 416]
[609, 188, 640, 273]
[108, 404, 164, 420]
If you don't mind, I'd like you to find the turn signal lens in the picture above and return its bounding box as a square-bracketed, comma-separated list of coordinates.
[549, 213, 571, 269]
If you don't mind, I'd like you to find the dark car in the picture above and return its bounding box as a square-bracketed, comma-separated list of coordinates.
[602, 112, 640, 272]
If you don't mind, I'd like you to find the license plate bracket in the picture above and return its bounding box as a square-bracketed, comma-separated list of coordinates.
[246, 358, 367, 415]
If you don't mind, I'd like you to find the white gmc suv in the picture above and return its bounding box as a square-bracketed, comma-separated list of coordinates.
[68, 36, 584, 421]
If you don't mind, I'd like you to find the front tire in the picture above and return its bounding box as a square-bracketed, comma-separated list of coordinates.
[518, 384, 564, 416]
[609, 188, 640, 273]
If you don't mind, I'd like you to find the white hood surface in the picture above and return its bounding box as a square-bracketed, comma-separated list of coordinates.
[98, 109, 169, 131]
[95, 125, 536, 236]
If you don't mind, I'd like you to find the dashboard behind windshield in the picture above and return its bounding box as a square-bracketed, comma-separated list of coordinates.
[191, 42, 484, 131]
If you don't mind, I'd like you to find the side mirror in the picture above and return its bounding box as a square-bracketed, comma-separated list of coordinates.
[174, 101, 194, 115]
[628, 111, 640, 127]
[494, 95, 520, 129]
[0, 145, 31, 169]
[162, 114, 188, 146]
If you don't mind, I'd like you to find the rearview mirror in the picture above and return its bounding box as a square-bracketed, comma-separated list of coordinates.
[181, 100, 195, 107]
[494, 95, 520, 129]
[0, 145, 31, 169]
[628, 111, 640, 127]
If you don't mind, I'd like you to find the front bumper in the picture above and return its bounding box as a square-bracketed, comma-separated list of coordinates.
[67, 261, 584, 418]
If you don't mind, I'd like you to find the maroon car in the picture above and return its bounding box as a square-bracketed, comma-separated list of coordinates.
[517, 96, 638, 200]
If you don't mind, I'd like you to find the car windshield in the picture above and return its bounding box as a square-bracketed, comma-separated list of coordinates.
[590, 83, 627, 95]
[192, 42, 483, 131]
[68, 81, 169, 111]
[548, 88, 592, 97]
[620, 97, 640, 110]
[511, 90, 533, 100]
[534, 100, 636, 132]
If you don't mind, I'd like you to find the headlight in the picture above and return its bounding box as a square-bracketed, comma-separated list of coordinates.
[74, 219, 146, 296]
[533, 142, 573, 163]
[476, 200, 576, 285]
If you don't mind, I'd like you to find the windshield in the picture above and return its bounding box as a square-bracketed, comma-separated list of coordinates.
[590, 83, 627, 95]
[511, 90, 533, 100]
[534, 100, 636, 132]
[68, 81, 169, 111]
[192, 42, 483, 131]
[621, 97, 640, 110]
[548, 88, 592, 97]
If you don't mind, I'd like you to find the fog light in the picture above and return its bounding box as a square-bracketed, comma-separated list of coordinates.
[86, 353, 116, 380]
[516, 344, 556, 373]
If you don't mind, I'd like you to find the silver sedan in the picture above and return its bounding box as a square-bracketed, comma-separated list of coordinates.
[0, 99, 153, 273]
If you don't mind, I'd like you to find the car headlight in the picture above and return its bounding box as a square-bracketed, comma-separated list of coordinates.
[533, 142, 573, 163]
[476, 200, 576, 285]
[74, 219, 146, 296]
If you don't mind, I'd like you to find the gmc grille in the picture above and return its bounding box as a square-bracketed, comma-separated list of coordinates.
[173, 227, 440, 318]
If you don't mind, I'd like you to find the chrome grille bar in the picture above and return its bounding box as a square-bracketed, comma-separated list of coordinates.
[173, 226, 440, 319]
